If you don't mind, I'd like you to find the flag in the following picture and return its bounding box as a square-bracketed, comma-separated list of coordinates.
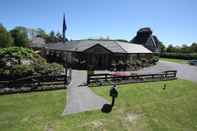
[63, 13, 67, 42]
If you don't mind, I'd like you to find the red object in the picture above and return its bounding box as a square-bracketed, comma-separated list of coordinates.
[112, 72, 130, 77]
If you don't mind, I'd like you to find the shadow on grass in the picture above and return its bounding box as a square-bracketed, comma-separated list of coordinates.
[101, 104, 112, 113]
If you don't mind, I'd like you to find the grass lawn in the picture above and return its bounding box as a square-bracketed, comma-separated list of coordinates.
[92, 80, 197, 131]
[159, 57, 187, 64]
[1, 80, 197, 131]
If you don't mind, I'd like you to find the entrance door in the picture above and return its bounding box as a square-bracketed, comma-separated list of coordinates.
[84, 44, 112, 70]
[98, 55, 103, 67]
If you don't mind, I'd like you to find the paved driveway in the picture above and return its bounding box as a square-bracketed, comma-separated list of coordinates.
[132, 61, 197, 82]
[63, 70, 109, 115]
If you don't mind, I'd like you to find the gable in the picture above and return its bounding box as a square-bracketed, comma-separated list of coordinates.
[84, 44, 112, 54]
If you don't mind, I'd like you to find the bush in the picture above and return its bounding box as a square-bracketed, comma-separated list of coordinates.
[0, 47, 46, 65]
[0, 47, 64, 80]
[150, 56, 159, 64]
[10, 65, 35, 78]
[0, 65, 35, 80]
[34, 63, 64, 76]
[160, 52, 197, 60]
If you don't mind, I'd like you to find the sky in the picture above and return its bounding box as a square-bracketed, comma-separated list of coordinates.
[0, 0, 197, 46]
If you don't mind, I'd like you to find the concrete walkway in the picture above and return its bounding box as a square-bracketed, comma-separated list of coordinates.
[63, 70, 109, 115]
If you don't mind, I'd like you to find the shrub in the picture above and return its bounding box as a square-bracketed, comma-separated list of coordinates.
[10, 65, 35, 78]
[0, 47, 64, 79]
[0, 47, 46, 65]
[34, 63, 64, 76]
[150, 56, 159, 64]
[136, 60, 142, 66]
[160, 52, 197, 60]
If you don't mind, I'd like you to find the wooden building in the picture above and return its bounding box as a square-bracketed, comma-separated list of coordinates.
[42, 39, 153, 70]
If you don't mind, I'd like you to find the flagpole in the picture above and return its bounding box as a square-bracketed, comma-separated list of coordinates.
[62, 13, 66, 43]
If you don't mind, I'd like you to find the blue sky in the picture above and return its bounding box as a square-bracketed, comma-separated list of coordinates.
[0, 0, 196, 45]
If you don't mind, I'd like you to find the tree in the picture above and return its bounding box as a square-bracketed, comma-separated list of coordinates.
[36, 28, 49, 39]
[166, 44, 175, 52]
[45, 31, 65, 43]
[45, 31, 56, 43]
[190, 43, 197, 53]
[0, 24, 13, 48]
[159, 42, 166, 53]
[10, 26, 29, 47]
[181, 44, 190, 53]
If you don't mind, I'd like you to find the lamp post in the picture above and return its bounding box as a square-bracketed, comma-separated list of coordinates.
[110, 83, 118, 107]
[101, 83, 118, 113]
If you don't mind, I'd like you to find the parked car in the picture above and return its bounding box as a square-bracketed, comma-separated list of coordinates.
[188, 60, 197, 65]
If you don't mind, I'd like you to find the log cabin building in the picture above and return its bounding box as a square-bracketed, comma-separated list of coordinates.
[41, 39, 153, 70]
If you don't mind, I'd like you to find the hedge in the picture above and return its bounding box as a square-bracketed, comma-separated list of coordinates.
[160, 52, 197, 60]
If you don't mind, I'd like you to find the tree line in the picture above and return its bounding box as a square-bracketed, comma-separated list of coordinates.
[1, 23, 197, 54]
[160, 42, 197, 53]
[0, 24, 65, 48]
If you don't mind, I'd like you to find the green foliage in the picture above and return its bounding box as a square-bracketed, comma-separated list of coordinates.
[45, 31, 64, 43]
[162, 43, 197, 60]
[30, 28, 64, 43]
[0, 90, 67, 131]
[159, 58, 187, 64]
[0, 24, 13, 48]
[166, 44, 175, 52]
[10, 64, 35, 78]
[36, 28, 49, 39]
[159, 42, 166, 53]
[46, 31, 56, 43]
[92, 80, 197, 131]
[34, 63, 64, 76]
[166, 43, 197, 53]
[0, 47, 64, 78]
[151, 55, 159, 63]
[0, 47, 46, 64]
[191, 42, 197, 52]
[1, 80, 197, 130]
[160, 52, 197, 60]
[10, 26, 29, 47]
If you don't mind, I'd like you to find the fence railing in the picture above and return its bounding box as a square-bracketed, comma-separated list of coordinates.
[0, 74, 69, 89]
[87, 70, 177, 86]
